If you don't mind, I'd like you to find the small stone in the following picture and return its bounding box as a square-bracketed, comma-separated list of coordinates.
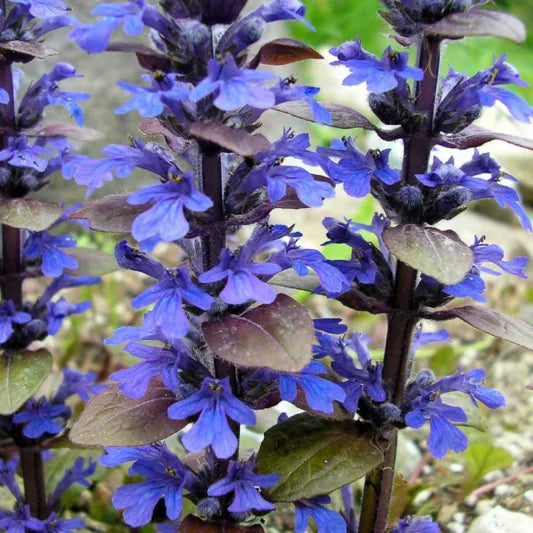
[494, 484, 514, 497]
[465, 494, 478, 508]
[453, 512, 466, 524]
[524, 490, 533, 504]
[450, 463, 464, 474]
[448, 522, 466, 533]
[468, 505, 533, 533]
[475, 499, 494, 516]
[412, 488, 433, 506]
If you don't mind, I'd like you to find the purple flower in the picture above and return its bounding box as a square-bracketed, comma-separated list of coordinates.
[334, 45, 423, 94]
[42, 514, 85, 533]
[320, 138, 400, 197]
[391, 515, 440, 533]
[199, 248, 281, 305]
[47, 297, 91, 335]
[331, 333, 387, 411]
[69, 0, 171, 53]
[168, 377, 256, 459]
[0, 301, 31, 343]
[48, 458, 96, 509]
[128, 171, 213, 243]
[9, 0, 68, 19]
[0, 458, 22, 502]
[433, 368, 505, 409]
[405, 391, 468, 459]
[116, 73, 190, 118]
[191, 57, 277, 111]
[295, 496, 347, 533]
[103, 444, 191, 527]
[131, 267, 214, 339]
[313, 318, 348, 335]
[253, 0, 314, 30]
[18, 63, 89, 127]
[0, 505, 44, 532]
[13, 397, 67, 439]
[273, 80, 331, 124]
[207, 456, 279, 513]
[0, 136, 51, 172]
[110, 340, 195, 398]
[53, 368, 103, 404]
[410, 327, 450, 355]
[24, 230, 77, 278]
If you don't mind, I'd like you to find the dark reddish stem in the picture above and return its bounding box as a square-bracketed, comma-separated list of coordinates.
[358, 36, 441, 533]
[0, 0, 47, 519]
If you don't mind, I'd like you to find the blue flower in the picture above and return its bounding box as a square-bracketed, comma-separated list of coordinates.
[116, 73, 190, 118]
[168, 377, 256, 459]
[0, 505, 44, 532]
[47, 297, 91, 335]
[0, 136, 51, 171]
[405, 391, 468, 459]
[48, 458, 96, 509]
[69, 0, 171, 53]
[391, 515, 441, 533]
[36, 275, 100, 308]
[24, 230, 78, 278]
[313, 318, 348, 335]
[320, 138, 400, 197]
[433, 368, 505, 409]
[0, 88, 9, 104]
[42, 513, 85, 533]
[131, 267, 214, 339]
[334, 45, 423, 93]
[110, 340, 195, 398]
[9, 0, 68, 18]
[253, 0, 314, 30]
[18, 63, 89, 127]
[102, 444, 191, 527]
[273, 80, 331, 124]
[295, 496, 347, 533]
[0, 301, 31, 343]
[410, 327, 450, 355]
[331, 333, 387, 411]
[199, 248, 281, 305]
[13, 397, 67, 439]
[191, 57, 277, 111]
[0, 457, 22, 502]
[207, 456, 279, 513]
[128, 171, 213, 243]
[53, 368, 103, 404]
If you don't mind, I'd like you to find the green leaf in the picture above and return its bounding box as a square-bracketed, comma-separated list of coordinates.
[202, 294, 314, 373]
[460, 443, 513, 496]
[66, 248, 118, 276]
[70, 380, 187, 447]
[383, 225, 473, 285]
[256, 414, 384, 502]
[0, 199, 63, 231]
[0, 349, 53, 415]
[429, 345, 459, 376]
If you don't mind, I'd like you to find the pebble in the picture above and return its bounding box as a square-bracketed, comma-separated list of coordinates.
[453, 512, 466, 524]
[524, 489, 533, 504]
[494, 484, 514, 497]
[475, 499, 495, 516]
[468, 506, 533, 533]
[450, 463, 464, 474]
[464, 494, 478, 508]
[448, 523, 466, 533]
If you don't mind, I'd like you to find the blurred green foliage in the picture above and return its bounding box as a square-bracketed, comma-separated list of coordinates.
[290, 0, 533, 98]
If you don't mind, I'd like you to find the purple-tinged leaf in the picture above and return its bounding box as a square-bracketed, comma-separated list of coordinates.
[425, 10, 526, 44]
[249, 38, 322, 68]
[424, 305, 533, 351]
[202, 294, 314, 373]
[383, 225, 473, 285]
[273, 101, 404, 140]
[256, 414, 384, 502]
[0, 40, 57, 61]
[437, 125, 533, 152]
[70, 194, 147, 233]
[189, 122, 272, 157]
[268, 270, 320, 292]
[65, 248, 118, 276]
[106, 42, 171, 72]
[0, 349, 53, 415]
[70, 380, 187, 446]
[0, 199, 63, 231]
[139, 118, 188, 152]
[29, 121, 104, 141]
[179, 515, 265, 533]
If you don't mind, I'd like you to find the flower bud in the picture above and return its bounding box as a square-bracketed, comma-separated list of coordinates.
[398, 185, 424, 211]
[414, 369, 436, 388]
[374, 402, 403, 425]
[199, 0, 248, 25]
[218, 15, 266, 56]
[180, 20, 210, 58]
[436, 186, 472, 212]
[197, 498, 221, 520]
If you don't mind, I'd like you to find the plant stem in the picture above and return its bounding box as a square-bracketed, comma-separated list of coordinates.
[358, 36, 441, 533]
[0, 1, 48, 518]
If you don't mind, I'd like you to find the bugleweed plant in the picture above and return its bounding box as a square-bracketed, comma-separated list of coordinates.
[2, 0, 533, 532]
[0, 0, 107, 530]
